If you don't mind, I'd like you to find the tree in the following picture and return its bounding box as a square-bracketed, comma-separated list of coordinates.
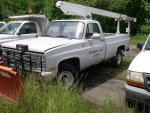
[0, 0, 149, 35]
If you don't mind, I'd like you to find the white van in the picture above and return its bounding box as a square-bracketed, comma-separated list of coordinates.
[125, 35, 150, 105]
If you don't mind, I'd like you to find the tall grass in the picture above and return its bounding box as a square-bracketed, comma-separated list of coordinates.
[0, 76, 97, 113]
[0, 75, 139, 113]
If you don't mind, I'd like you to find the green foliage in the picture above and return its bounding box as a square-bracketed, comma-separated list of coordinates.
[139, 1, 150, 34]
[140, 19, 150, 34]
[0, 0, 149, 34]
[43, 0, 64, 20]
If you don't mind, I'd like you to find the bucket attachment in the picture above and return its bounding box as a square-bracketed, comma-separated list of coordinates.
[0, 65, 24, 103]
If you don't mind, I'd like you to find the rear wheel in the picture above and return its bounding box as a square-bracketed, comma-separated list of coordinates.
[58, 63, 78, 88]
[111, 49, 123, 68]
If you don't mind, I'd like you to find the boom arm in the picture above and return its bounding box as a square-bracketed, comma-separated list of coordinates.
[56, 1, 136, 22]
[56, 1, 136, 34]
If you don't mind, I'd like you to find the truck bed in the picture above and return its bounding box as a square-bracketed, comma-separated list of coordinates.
[103, 33, 116, 37]
[103, 33, 129, 60]
[103, 33, 128, 38]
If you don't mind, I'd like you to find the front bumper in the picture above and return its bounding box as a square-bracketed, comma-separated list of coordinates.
[125, 83, 150, 105]
[34, 70, 57, 78]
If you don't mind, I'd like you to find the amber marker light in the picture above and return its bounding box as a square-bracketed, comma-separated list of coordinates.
[126, 71, 145, 88]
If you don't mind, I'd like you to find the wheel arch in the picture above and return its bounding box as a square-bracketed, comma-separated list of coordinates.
[117, 45, 125, 52]
[58, 57, 80, 71]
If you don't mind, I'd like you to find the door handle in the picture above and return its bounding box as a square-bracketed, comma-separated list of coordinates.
[100, 39, 104, 42]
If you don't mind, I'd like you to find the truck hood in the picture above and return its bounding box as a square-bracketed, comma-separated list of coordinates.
[129, 51, 150, 73]
[0, 34, 16, 44]
[2, 37, 81, 53]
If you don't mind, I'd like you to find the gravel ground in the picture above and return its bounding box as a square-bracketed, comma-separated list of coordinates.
[82, 45, 140, 107]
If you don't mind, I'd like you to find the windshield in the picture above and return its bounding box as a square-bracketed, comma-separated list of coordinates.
[42, 21, 84, 39]
[145, 37, 150, 50]
[0, 22, 21, 35]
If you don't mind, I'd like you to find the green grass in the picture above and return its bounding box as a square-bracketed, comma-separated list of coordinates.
[130, 35, 148, 45]
[98, 97, 135, 113]
[0, 75, 137, 113]
[0, 76, 98, 113]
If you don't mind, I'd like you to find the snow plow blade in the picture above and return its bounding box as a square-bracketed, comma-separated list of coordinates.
[0, 65, 24, 103]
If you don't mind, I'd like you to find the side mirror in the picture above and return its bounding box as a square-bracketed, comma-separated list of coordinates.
[90, 33, 102, 39]
[137, 43, 143, 50]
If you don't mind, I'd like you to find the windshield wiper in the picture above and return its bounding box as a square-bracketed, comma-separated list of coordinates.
[55, 35, 69, 38]
[41, 34, 52, 37]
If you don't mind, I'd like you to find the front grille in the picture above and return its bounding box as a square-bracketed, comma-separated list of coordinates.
[144, 73, 150, 92]
[2, 49, 45, 72]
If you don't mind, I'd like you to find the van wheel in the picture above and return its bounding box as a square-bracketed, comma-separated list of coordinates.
[58, 63, 77, 88]
[111, 49, 122, 68]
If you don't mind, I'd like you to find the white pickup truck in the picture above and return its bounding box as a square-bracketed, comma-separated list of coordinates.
[0, 14, 48, 45]
[1, 1, 135, 87]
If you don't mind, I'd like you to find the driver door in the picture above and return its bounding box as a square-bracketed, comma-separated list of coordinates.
[85, 23, 105, 65]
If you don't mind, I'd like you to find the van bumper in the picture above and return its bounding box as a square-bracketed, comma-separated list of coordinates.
[125, 83, 150, 105]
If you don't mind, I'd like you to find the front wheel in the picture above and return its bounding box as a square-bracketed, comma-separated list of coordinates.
[57, 63, 78, 88]
[111, 49, 123, 68]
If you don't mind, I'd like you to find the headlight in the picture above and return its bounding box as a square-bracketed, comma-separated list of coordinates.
[126, 71, 145, 88]
[128, 71, 144, 82]
[2, 50, 6, 55]
[32, 55, 46, 72]
[41, 55, 45, 62]
[38, 55, 46, 71]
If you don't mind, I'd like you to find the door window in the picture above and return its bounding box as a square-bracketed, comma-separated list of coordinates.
[19, 23, 37, 34]
[86, 23, 100, 39]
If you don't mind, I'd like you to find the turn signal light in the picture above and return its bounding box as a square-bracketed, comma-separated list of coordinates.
[126, 79, 145, 89]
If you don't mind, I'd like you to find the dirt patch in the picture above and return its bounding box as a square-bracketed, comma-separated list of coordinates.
[124, 45, 140, 62]
[83, 79, 125, 107]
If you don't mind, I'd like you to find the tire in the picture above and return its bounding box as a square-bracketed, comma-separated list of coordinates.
[57, 63, 78, 88]
[111, 49, 123, 68]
